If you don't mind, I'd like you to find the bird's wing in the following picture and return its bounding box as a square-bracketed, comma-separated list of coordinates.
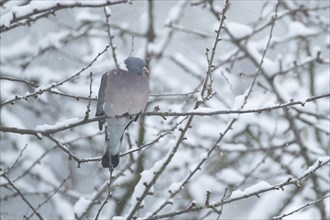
[96, 72, 108, 131]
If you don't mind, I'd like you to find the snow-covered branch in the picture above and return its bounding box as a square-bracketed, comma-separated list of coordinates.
[0, 0, 128, 33]
[149, 157, 330, 219]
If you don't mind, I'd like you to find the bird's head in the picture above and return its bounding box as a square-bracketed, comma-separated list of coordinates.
[124, 57, 149, 75]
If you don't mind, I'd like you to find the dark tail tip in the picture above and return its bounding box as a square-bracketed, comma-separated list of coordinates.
[101, 153, 119, 168]
[101, 154, 110, 168]
[111, 154, 119, 168]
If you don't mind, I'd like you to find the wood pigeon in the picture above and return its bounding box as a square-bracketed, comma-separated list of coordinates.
[96, 57, 149, 168]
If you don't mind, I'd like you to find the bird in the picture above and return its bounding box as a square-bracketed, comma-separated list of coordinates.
[96, 57, 149, 168]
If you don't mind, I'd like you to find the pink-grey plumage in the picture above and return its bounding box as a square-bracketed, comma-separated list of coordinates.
[96, 57, 149, 168]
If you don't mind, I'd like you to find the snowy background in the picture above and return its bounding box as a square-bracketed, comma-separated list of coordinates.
[1, 0, 329, 219]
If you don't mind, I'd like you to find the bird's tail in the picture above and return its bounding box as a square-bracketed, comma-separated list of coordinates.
[102, 116, 131, 168]
[102, 153, 119, 168]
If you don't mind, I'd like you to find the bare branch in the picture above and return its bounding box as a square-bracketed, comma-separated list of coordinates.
[84, 72, 94, 120]
[1, 174, 44, 220]
[103, 6, 119, 68]
[272, 194, 330, 220]
[200, 0, 229, 101]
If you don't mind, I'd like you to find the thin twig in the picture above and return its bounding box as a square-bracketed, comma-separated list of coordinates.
[129, 35, 135, 57]
[272, 194, 330, 220]
[27, 176, 70, 219]
[200, 0, 229, 101]
[1, 174, 44, 220]
[103, 7, 119, 69]
[8, 144, 28, 171]
[94, 168, 113, 219]
[84, 72, 94, 120]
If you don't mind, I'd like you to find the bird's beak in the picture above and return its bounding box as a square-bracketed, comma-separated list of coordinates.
[144, 67, 150, 75]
